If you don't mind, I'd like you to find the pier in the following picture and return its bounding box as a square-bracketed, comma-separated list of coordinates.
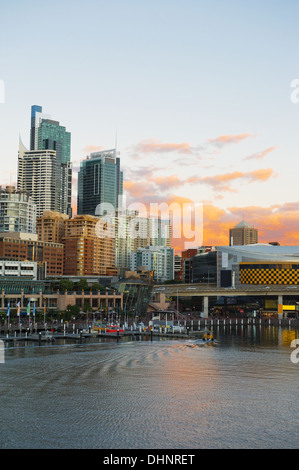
[0, 315, 298, 345]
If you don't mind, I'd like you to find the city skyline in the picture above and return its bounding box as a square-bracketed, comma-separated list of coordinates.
[1, 0, 299, 250]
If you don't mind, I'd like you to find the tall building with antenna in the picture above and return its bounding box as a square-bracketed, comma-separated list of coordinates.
[18, 105, 72, 217]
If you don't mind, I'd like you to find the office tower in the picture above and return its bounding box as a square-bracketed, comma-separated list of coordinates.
[0, 185, 36, 233]
[29, 105, 72, 217]
[37, 210, 69, 244]
[63, 215, 116, 276]
[30, 105, 50, 151]
[130, 245, 174, 283]
[229, 220, 258, 246]
[77, 149, 123, 215]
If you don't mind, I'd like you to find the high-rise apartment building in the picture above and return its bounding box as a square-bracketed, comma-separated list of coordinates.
[63, 215, 116, 276]
[130, 245, 174, 283]
[229, 220, 258, 246]
[0, 185, 36, 234]
[112, 210, 172, 273]
[18, 138, 57, 218]
[77, 149, 123, 216]
[37, 210, 69, 244]
[21, 105, 72, 217]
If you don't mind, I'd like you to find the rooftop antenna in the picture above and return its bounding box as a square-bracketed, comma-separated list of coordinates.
[115, 128, 120, 155]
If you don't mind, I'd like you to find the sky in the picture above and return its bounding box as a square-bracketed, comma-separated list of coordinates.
[1, 0, 299, 252]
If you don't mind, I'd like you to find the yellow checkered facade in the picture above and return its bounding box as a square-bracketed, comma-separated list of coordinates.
[239, 262, 299, 285]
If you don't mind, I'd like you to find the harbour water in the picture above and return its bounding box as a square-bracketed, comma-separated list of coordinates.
[0, 324, 298, 449]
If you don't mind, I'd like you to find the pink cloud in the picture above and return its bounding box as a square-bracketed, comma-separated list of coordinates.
[208, 133, 256, 147]
[244, 146, 278, 161]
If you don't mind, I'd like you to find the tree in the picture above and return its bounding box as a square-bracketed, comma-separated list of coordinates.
[83, 302, 92, 313]
[91, 282, 104, 292]
[75, 279, 89, 291]
[59, 279, 74, 291]
[65, 304, 80, 320]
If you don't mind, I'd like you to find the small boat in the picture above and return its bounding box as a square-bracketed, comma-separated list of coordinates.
[105, 325, 125, 333]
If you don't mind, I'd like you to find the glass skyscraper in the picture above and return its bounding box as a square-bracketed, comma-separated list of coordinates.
[29, 105, 72, 217]
[77, 149, 123, 216]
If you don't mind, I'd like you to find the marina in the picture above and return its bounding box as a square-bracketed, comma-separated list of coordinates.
[0, 323, 298, 449]
[0, 315, 297, 344]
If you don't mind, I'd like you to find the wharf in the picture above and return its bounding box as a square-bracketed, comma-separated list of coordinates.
[0, 328, 203, 344]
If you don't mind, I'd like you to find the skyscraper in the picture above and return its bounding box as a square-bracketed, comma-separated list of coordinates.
[18, 106, 72, 217]
[77, 149, 123, 216]
[30, 105, 50, 151]
[18, 137, 57, 218]
[229, 220, 258, 246]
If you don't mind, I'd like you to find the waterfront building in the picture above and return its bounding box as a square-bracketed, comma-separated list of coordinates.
[0, 185, 36, 234]
[0, 260, 37, 280]
[77, 149, 123, 216]
[37, 210, 69, 244]
[63, 214, 116, 277]
[115, 280, 153, 316]
[184, 250, 217, 284]
[182, 246, 215, 283]
[0, 232, 64, 277]
[130, 245, 174, 283]
[229, 220, 258, 246]
[217, 244, 299, 287]
[0, 278, 123, 313]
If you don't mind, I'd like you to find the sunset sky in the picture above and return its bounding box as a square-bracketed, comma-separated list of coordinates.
[1, 0, 299, 251]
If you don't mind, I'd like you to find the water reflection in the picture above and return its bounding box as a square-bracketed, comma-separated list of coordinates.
[0, 326, 299, 449]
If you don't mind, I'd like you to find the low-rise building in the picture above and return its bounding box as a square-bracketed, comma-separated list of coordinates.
[217, 244, 299, 287]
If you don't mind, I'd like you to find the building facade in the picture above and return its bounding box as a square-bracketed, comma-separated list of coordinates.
[77, 149, 123, 216]
[229, 220, 258, 246]
[63, 215, 116, 277]
[113, 210, 172, 273]
[37, 210, 69, 244]
[18, 138, 57, 218]
[0, 232, 64, 277]
[217, 244, 299, 287]
[131, 245, 174, 283]
[184, 250, 217, 284]
[0, 260, 37, 279]
[0, 185, 36, 234]
[20, 105, 72, 217]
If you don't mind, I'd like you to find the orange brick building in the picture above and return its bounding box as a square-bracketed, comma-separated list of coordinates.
[0, 233, 64, 276]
